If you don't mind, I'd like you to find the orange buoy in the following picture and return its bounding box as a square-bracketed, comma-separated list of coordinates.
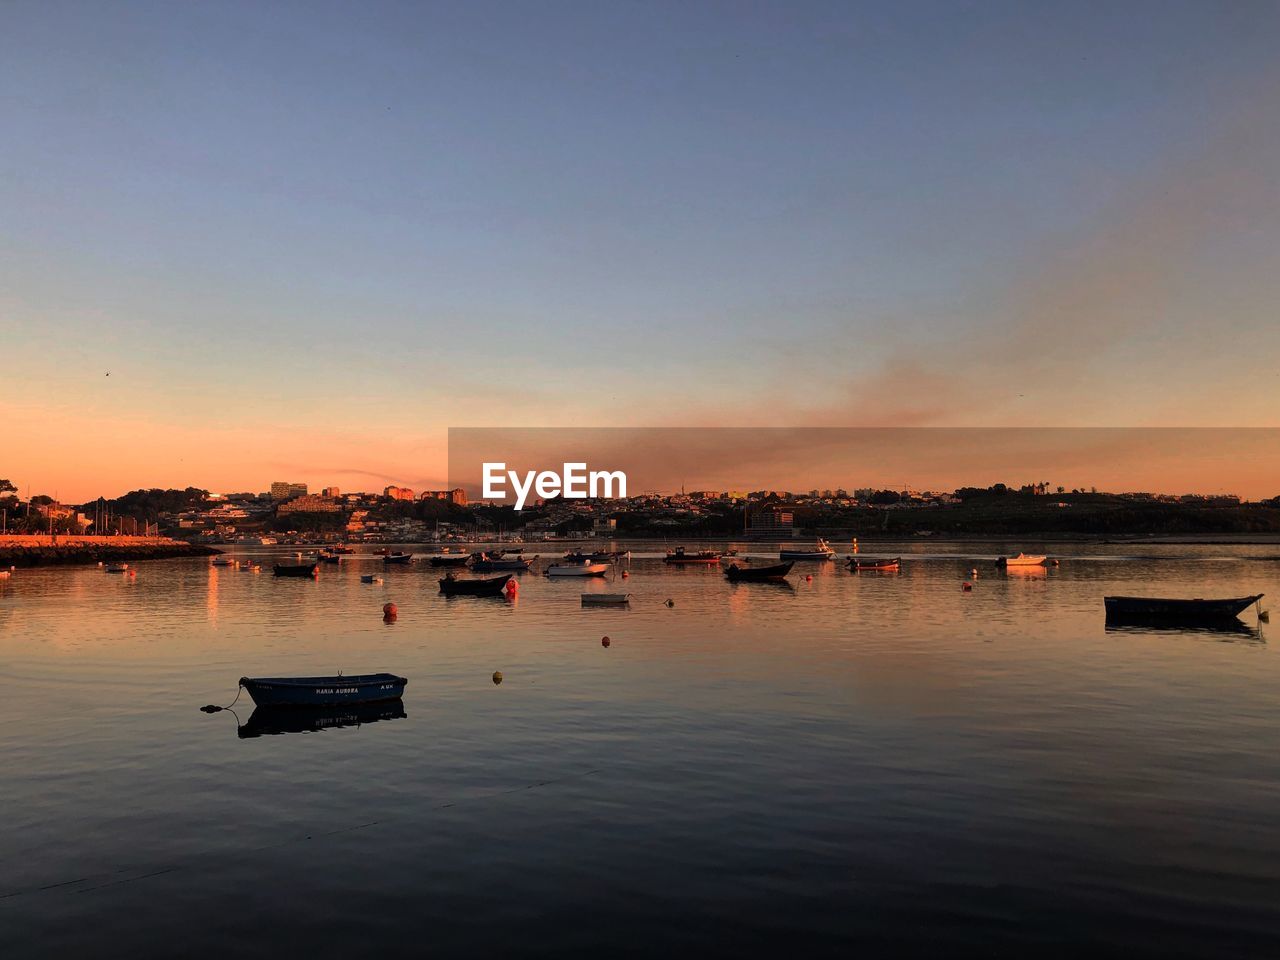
[505, 578, 519, 597]
[383, 602, 398, 617]
[805, 574, 813, 582]
[621, 570, 629, 578]
[601, 635, 611, 647]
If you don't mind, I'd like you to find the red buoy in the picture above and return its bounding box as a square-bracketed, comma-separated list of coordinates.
[962, 582, 973, 592]
[383, 602, 398, 616]
[505, 578, 519, 597]
[601, 636, 611, 647]
[805, 574, 813, 582]
[621, 570, 629, 578]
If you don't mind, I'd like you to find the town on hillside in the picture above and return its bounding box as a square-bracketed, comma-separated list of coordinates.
[3, 478, 1279, 544]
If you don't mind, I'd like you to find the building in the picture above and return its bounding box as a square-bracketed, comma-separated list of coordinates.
[322, 486, 341, 498]
[420, 488, 468, 506]
[271, 481, 308, 500]
[745, 507, 796, 536]
[277, 495, 342, 515]
[384, 485, 416, 501]
[592, 517, 618, 536]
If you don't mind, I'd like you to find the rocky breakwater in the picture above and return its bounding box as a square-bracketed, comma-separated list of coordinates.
[0, 535, 220, 567]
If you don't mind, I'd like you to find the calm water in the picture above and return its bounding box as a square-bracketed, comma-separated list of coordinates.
[3, 542, 1278, 958]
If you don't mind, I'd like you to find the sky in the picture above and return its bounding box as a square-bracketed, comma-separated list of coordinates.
[3, 1, 1279, 501]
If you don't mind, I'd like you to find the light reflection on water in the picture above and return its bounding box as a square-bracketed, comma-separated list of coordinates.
[1, 542, 1278, 957]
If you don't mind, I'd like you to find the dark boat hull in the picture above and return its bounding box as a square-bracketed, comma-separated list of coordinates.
[240, 673, 408, 707]
[471, 560, 533, 572]
[429, 555, 471, 567]
[726, 561, 794, 582]
[238, 701, 407, 738]
[1104, 594, 1263, 623]
[383, 553, 414, 565]
[273, 563, 318, 578]
[439, 574, 513, 596]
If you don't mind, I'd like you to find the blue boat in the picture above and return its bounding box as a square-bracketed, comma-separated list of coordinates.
[239, 673, 408, 707]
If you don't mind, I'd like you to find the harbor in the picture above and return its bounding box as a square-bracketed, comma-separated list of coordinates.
[3, 539, 1278, 955]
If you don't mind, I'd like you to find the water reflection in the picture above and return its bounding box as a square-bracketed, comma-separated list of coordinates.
[236, 701, 408, 738]
[1105, 620, 1265, 644]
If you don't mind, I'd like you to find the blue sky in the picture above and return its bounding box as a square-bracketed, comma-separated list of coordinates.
[3, 1, 1279, 497]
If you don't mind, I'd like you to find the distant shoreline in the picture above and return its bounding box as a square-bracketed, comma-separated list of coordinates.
[0, 535, 220, 567]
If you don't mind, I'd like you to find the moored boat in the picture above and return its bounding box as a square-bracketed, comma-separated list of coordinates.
[105, 562, 129, 573]
[997, 553, 1046, 567]
[360, 574, 383, 584]
[439, 573, 514, 596]
[780, 539, 836, 561]
[849, 556, 900, 571]
[471, 551, 535, 572]
[546, 561, 610, 577]
[725, 560, 794, 582]
[318, 553, 341, 564]
[211, 556, 234, 567]
[239, 672, 408, 707]
[429, 553, 471, 567]
[1104, 594, 1264, 623]
[582, 593, 633, 605]
[382, 552, 414, 565]
[273, 562, 318, 578]
[664, 547, 722, 565]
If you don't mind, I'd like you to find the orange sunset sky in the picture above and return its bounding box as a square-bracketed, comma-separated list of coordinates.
[4, 4, 1279, 502]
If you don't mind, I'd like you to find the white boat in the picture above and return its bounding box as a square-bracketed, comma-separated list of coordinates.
[546, 562, 609, 577]
[780, 538, 836, 560]
[997, 553, 1046, 567]
[582, 593, 632, 605]
[211, 556, 234, 567]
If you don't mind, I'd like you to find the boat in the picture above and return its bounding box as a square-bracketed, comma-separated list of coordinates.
[1104, 594, 1264, 623]
[382, 552, 414, 565]
[725, 560, 794, 582]
[105, 562, 129, 573]
[997, 553, 1046, 567]
[663, 547, 722, 565]
[239, 672, 408, 707]
[582, 593, 633, 605]
[438, 573, 514, 596]
[849, 556, 900, 571]
[780, 539, 836, 561]
[546, 561, 610, 576]
[471, 553, 535, 572]
[272, 562, 318, 577]
[565, 549, 629, 563]
[326, 545, 354, 555]
[210, 556, 234, 567]
[360, 574, 383, 584]
[238, 701, 407, 738]
[257, 536, 278, 546]
[318, 553, 341, 565]
[429, 553, 471, 567]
